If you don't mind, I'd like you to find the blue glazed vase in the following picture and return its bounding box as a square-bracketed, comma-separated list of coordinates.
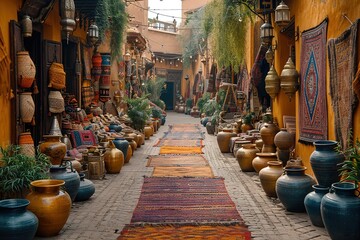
[310, 140, 345, 187]
[50, 163, 80, 202]
[304, 185, 329, 227]
[100, 53, 111, 66]
[321, 182, 360, 240]
[113, 137, 129, 159]
[75, 173, 95, 202]
[0, 199, 38, 240]
[276, 166, 316, 212]
[161, 115, 166, 125]
[109, 122, 122, 132]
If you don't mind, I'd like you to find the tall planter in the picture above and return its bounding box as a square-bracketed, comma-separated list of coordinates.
[310, 140, 345, 187]
[321, 182, 360, 240]
[304, 185, 329, 227]
[0, 199, 38, 240]
[26, 179, 71, 237]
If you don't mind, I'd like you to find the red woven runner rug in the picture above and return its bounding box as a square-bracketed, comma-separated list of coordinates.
[147, 155, 208, 167]
[152, 166, 214, 177]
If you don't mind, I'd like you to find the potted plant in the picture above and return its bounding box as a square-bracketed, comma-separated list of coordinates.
[185, 98, 193, 115]
[0, 145, 51, 199]
[241, 112, 255, 133]
[125, 96, 151, 131]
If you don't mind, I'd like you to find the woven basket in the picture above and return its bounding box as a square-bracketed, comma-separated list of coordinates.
[48, 90, 65, 113]
[49, 62, 66, 89]
[19, 92, 35, 123]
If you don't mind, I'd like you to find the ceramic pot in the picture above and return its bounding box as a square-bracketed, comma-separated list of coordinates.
[206, 122, 215, 135]
[217, 128, 237, 153]
[321, 182, 360, 240]
[137, 133, 145, 146]
[241, 123, 253, 133]
[26, 179, 71, 237]
[17, 51, 36, 88]
[260, 122, 280, 153]
[39, 135, 67, 166]
[0, 199, 38, 240]
[255, 138, 264, 152]
[236, 144, 259, 172]
[49, 164, 80, 203]
[18, 132, 35, 157]
[125, 145, 132, 163]
[233, 140, 251, 158]
[61, 134, 72, 151]
[304, 185, 329, 227]
[104, 140, 124, 174]
[252, 153, 278, 173]
[144, 126, 152, 139]
[274, 128, 294, 165]
[113, 137, 129, 160]
[310, 140, 345, 187]
[19, 92, 35, 123]
[259, 161, 284, 197]
[276, 166, 316, 212]
[108, 123, 122, 132]
[74, 173, 95, 202]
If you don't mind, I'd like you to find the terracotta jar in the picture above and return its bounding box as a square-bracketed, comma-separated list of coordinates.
[137, 132, 145, 146]
[252, 152, 278, 173]
[26, 179, 71, 237]
[233, 140, 251, 157]
[259, 161, 284, 197]
[39, 135, 67, 166]
[19, 92, 35, 123]
[260, 122, 280, 153]
[17, 51, 36, 88]
[123, 129, 140, 147]
[125, 144, 132, 163]
[217, 128, 237, 153]
[144, 126, 152, 139]
[241, 123, 253, 133]
[104, 140, 124, 174]
[18, 132, 35, 157]
[274, 128, 294, 166]
[152, 119, 158, 133]
[255, 138, 264, 152]
[236, 144, 259, 172]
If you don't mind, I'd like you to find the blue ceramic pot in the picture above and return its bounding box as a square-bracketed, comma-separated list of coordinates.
[276, 166, 316, 212]
[0, 199, 38, 240]
[108, 123, 122, 132]
[113, 137, 129, 159]
[161, 115, 166, 125]
[310, 140, 345, 187]
[50, 163, 80, 202]
[304, 185, 329, 227]
[321, 182, 360, 240]
[75, 173, 95, 202]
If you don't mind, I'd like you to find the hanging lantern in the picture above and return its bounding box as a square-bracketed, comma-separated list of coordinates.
[265, 65, 280, 99]
[60, 0, 76, 43]
[88, 23, 99, 46]
[260, 18, 274, 45]
[21, 15, 32, 37]
[275, 1, 291, 27]
[280, 57, 299, 101]
[124, 52, 131, 62]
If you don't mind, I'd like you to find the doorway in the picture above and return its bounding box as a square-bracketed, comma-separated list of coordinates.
[160, 81, 174, 110]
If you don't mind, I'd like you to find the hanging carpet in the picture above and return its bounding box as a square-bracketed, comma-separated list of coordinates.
[299, 18, 328, 143]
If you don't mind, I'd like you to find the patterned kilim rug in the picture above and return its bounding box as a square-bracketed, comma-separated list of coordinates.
[159, 146, 204, 154]
[130, 177, 243, 223]
[328, 19, 359, 150]
[169, 124, 202, 132]
[118, 224, 251, 240]
[161, 131, 205, 140]
[299, 18, 328, 143]
[154, 139, 204, 147]
[147, 155, 208, 167]
[152, 166, 214, 177]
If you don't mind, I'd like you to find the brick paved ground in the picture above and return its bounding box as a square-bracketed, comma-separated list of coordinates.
[37, 112, 330, 240]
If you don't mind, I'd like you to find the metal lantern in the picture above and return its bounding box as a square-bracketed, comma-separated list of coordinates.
[184, 75, 189, 81]
[265, 65, 280, 99]
[88, 23, 99, 46]
[124, 52, 131, 62]
[60, 0, 76, 42]
[280, 57, 299, 101]
[275, 1, 291, 27]
[21, 15, 32, 37]
[260, 20, 274, 45]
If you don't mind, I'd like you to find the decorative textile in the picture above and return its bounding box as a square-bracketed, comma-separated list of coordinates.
[159, 146, 203, 155]
[207, 63, 218, 93]
[154, 139, 203, 147]
[147, 155, 208, 167]
[299, 19, 328, 143]
[237, 63, 249, 94]
[82, 86, 94, 108]
[353, 61, 360, 101]
[70, 130, 97, 148]
[168, 124, 202, 132]
[118, 224, 251, 240]
[152, 166, 214, 177]
[162, 131, 205, 140]
[328, 19, 359, 150]
[131, 177, 243, 223]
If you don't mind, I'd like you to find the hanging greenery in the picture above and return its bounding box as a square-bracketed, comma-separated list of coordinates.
[95, 0, 109, 42]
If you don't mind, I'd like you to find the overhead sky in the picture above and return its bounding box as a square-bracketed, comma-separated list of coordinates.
[148, 0, 182, 25]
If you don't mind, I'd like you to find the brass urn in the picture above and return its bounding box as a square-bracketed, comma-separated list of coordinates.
[280, 57, 299, 101]
[265, 65, 280, 99]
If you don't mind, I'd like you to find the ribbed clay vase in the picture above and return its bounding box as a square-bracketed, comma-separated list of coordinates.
[74, 173, 95, 202]
[260, 122, 279, 153]
[19, 92, 35, 123]
[274, 128, 294, 166]
[252, 152, 278, 173]
[321, 182, 360, 240]
[310, 140, 345, 188]
[304, 185, 329, 227]
[217, 128, 237, 153]
[236, 144, 259, 172]
[276, 166, 316, 212]
[39, 135, 67, 166]
[104, 140, 124, 174]
[17, 51, 36, 88]
[26, 179, 71, 237]
[259, 161, 284, 197]
[0, 199, 38, 240]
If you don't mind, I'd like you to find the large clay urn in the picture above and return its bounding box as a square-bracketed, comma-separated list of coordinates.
[19, 92, 35, 123]
[39, 135, 67, 166]
[274, 128, 294, 166]
[217, 127, 237, 153]
[236, 144, 259, 172]
[104, 140, 124, 174]
[113, 137, 129, 160]
[233, 140, 251, 157]
[144, 126, 153, 139]
[17, 51, 36, 88]
[260, 122, 279, 153]
[259, 161, 284, 197]
[125, 144, 132, 163]
[26, 179, 71, 237]
[252, 152, 278, 173]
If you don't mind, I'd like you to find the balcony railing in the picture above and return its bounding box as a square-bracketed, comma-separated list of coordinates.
[148, 19, 177, 33]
